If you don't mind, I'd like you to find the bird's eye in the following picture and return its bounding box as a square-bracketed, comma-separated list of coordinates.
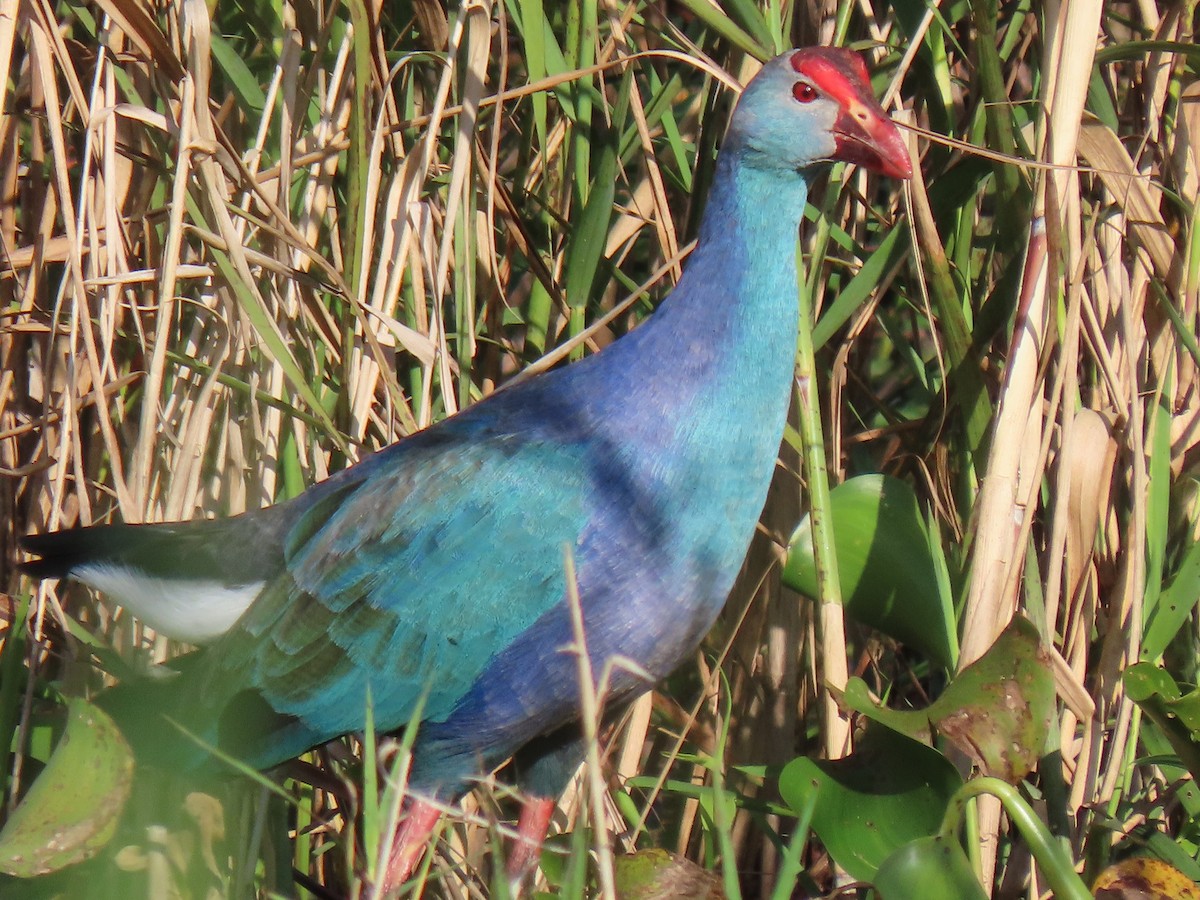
[792, 82, 818, 103]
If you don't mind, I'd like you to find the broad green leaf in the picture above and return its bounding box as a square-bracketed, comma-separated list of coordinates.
[536, 826, 591, 897]
[778, 724, 962, 882]
[783, 474, 958, 668]
[872, 835, 987, 900]
[840, 617, 1054, 782]
[839, 678, 934, 743]
[1124, 662, 1200, 778]
[0, 700, 134, 877]
[1135, 725, 1200, 821]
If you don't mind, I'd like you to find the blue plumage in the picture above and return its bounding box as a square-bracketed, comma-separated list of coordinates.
[19, 47, 910, 878]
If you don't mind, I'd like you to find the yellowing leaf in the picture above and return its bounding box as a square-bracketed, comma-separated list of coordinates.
[0, 700, 134, 877]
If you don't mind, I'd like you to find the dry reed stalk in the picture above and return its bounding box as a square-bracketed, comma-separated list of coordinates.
[956, 0, 1102, 888]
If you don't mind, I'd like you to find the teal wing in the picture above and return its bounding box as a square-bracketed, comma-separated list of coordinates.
[201, 430, 593, 758]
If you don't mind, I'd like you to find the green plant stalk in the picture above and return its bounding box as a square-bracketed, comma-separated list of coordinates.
[518, 0, 549, 150]
[1145, 393, 1173, 617]
[567, 0, 596, 199]
[162, 349, 334, 434]
[456, 193, 477, 411]
[489, 825, 515, 900]
[794, 247, 849, 756]
[562, 818, 590, 898]
[924, 16, 956, 118]
[998, 0, 1034, 59]
[794, 259, 841, 608]
[721, 0, 774, 51]
[292, 778, 313, 887]
[764, 0, 784, 54]
[803, 189, 835, 314]
[831, 0, 854, 46]
[939, 777, 1090, 900]
[1190, 186, 1200, 305]
[768, 788, 815, 900]
[710, 693, 743, 900]
[162, 719, 295, 802]
[1106, 705, 1143, 821]
[710, 779, 743, 899]
[964, 796, 982, 878]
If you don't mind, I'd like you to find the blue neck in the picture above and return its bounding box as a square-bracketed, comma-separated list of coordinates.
[577, 146, 809, 442]
[558, 144, 814, 676]
[692, 144, 811, 278]
[671, 147, 809, 356]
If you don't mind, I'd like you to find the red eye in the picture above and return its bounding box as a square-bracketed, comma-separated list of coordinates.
[792, 82, 818, 103]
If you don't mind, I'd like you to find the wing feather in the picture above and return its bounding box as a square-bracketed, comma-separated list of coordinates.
[198, 428, 593, 758]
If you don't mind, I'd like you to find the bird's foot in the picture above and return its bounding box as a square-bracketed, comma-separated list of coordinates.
[380, 799, 443, 894]
[505, 795, 556, 894]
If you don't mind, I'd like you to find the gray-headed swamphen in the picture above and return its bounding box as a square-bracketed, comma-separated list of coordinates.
[20, 46, 911, 890]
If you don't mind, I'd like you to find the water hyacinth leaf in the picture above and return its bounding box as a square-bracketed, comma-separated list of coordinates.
[872, 835, 987, 900]
[778, 724, 962, 882]
[1092, 857, 1200, 900]
[932, 618, 1055, 781]
[1124, 662, 1200, 778]
[840, 617, 1054, 782]
[783, 474, 957, 668]
[0, 700, 134, 877]
[1118, 825, 1200, 885]
[839, 677, 932, 744]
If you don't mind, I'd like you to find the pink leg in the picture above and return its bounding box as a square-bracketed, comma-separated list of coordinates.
[506, 795, 556, 885]
[382, 799, 443, 894]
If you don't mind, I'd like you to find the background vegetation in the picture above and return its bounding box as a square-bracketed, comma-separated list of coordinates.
[2, 0, 1199, 896]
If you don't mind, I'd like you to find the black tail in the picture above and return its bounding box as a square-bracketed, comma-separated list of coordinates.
[17, 526, 128, 580]
[19, 513, 294, 586]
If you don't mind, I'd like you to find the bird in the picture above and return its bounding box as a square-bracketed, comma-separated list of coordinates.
[19, 46, 911, 891]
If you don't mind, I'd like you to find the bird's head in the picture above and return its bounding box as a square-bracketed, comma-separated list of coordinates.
[728, 47, 912, 180]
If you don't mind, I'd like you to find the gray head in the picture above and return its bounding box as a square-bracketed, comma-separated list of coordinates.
[726, 47, 912, 180]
